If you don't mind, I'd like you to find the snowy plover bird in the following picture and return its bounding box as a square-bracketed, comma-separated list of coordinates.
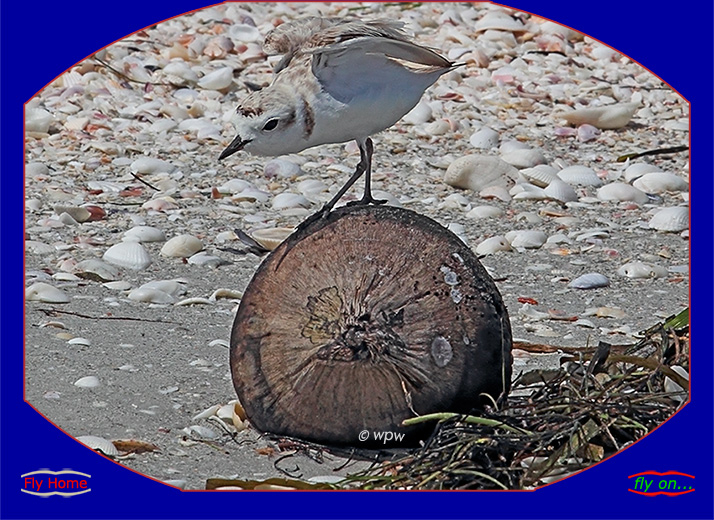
[219, 17, 456, 213]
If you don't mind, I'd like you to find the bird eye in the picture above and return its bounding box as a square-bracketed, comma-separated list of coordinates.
[262, 118, 279, 132]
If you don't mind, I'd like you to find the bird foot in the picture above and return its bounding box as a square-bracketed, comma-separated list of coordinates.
[346, 195, 388, 207]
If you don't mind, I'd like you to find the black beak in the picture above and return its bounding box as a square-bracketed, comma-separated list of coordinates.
[219, 135, 251, 160]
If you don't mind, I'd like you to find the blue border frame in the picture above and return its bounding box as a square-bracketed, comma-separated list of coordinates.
[2, 1, 711, 519]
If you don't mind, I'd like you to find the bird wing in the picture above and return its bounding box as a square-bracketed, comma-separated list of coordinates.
[310, 36, 453, 103]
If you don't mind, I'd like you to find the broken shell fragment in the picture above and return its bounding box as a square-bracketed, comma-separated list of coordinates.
[553, 103, 639, 129]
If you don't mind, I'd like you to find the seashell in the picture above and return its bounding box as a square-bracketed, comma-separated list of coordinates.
[217, 179, 252, 195]
[197, 67, 233, 90]
[479, 185, 512, 202]
[183, 425, 218, 440]
[544, 179, 578, 203]
[103, 281, 132, 291]
[140, 280, 187, 297]
[264, 158, 302, 178]
[187, 252, 226, 268]
[568, 273, 610, 289]
[26, 241, 55, 255]
[466, 205, 504, 220]
[648, 206, 689, 232]
[54, 205, 91, 223]
[597, 182, 649, 204]
[664, 366, 689, 403]
[123, 225, 167, 243]
[53, 272, 81, 282]
[297, 179, 328, 197]
[515, 212, 542, 225]
[402, 100, 432, 125]
[474, 11, 525, 32]
[577, 124, 600, 142]
[500, 148, 547, 169]
[469, 127, 499, 149]
[74, 375, 100, 388]
[76, 435, 118, 457]
[142, 198, 178, 212]
[68, 337, 91, 346]
[25, 107, 53, 133]
[208, 339, 230, 348]
[209, 288, 243, 301]
[174, 297, 213, 306]
[161, 234, 203, 258]
[505, 230, 547, 249]
[192, 404, 221, 422]
[444, 155, 516, 192]
[249, 227, 295, 251]
[65, 116, 89, 131]
[624, 162, 662, 183]
[73, 259, 120, 282]
[520, 165, 558, 187]
[103, 241, 152, 270]
[512, 184, 546, 200]
[26, 162, 50, 177]
[232, 188, 270, 203]
[441, 193, 471, 210]
[475, 236, 511, 255]
[616, 261, 667, 279]
[130, 157, 175, 174]
[229, 23, 261, 43]
[553, 103, 639, 129]
[557, 166, 603, 187]
[25, 282, 70, 303]
[272, 193, 311, 210]
[632, 172, 688, 193]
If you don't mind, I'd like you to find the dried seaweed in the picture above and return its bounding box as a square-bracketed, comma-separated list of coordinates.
[342, 308, 689, 490]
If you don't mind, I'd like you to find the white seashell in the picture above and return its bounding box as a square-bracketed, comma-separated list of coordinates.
[518, 303, 550, 321]
[26, 241, 56, 255]
[297, 179, 328, 196]
[25, 107, 53, 133]
[624, 162, 662, 183]
[54, 205, 91, 223]
[163, 61, 199, 82]
[192, 404, 220, 421]
[553, 103, 639, 129]
[557, 166, 603, 187]
[469, 127, 499, 149]
[197, 67, 233, 90]
[474, 11, 525, 32]
[648, 206, 689, 232]
[209, 288, 243, 301]
[264, 158, 302, 178]
[76, 435, 118, 457]
[616, 261, 667, 279]
[103, 281, 132, 291]
[229, 24, 262, 43]
[520, 165, 558, 187]
[512, 184, 547, 200]
[183, 425, 218, 440]
[479, 186, 512, 202]
[123, 225, 167, 243]
[568, 273, 610, 289]
[68, 337, 91, 346]
[272, 193, 311, 210]
[516, 212, 542, 225]
[664, 366, 689, 403]
[475, 236, 511, 255]
[25, 282, 70, 303]
[632, 172, 688, 193]
[217, 179, 251, 194]
[141, 198, 177, 213]
[597, 182, 649, 204]
[250, 227, 295, 250]
[208, 339, 230, 348]
[103, 241, 152, 270]
[174, 297, 213, 306]
[544, 179, 578, 203]
[161, 234, 203, 258]
[444, 155, 516, 191]
[466, 205, 504, 220]
[402, 100, 432, 125]
[500, 148, 547, 169]
[232, 188, 270, 203]
[128, 287, 175, 304]
[53, 272, 81, 282]
[187, 252, 226, 268]
[73, 259, 120, 282]
[64, 116, 89, 131]
[139, 280, 186, 297]
[130, 157, 175, 174]
[506, 230, 547, 249]
[447, 223, 468, 245]
[74, 375, 100, 388]
[26, 162, 50, 176]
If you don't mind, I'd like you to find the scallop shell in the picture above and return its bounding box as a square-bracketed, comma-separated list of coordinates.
[73, 259, 120, 282]
[444, 155, 516, 191]
[544, 179, 578, 203]
[249, 227, 295, 251]
[568, 273, 610, 289]
[505, 230, 547, 249]
[597, 182, 649, 204]
[616, 261, 667, 279]
[469, 127, 499, 149]
[466, 205, 504, 220]
[624, 162, 662, 183]
[123, 225, 167, 243]
[500, 148, 547, 169]
[519, 165, 558, 187]
[557, 166, 603, 187]
[161, 234, 203, 258]
[25, 282, 70, 303]
[76, 435, 119, 457]
[103, 241, 152, 270]
[475, 236, 511, 255]
[632, 172, 688, 193]
[553, 103, 639, 129]
[648, 206, 689, 232]
[272, 193, 310, 210]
